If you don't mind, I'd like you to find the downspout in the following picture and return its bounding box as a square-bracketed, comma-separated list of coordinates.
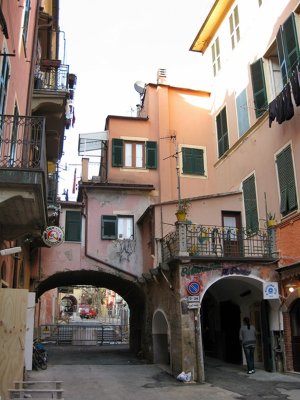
[82, 189, 138, 279]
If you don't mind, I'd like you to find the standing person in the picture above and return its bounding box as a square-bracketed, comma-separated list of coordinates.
[239, 317, 256, 374]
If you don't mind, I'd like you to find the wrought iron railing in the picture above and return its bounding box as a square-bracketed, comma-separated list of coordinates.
[162, 223, 274, 261]
[0, 115, 46, 170]
[40, 324, 128, 345]
[34, 64, 69, 91]
[47, 170, 59, 204]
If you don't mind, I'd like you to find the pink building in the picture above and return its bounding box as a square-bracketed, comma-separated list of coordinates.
[38, 0, 300, 381]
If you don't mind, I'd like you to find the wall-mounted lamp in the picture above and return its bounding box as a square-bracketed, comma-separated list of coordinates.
[285, 282, 297, 293]
[0, 247, 22, 256]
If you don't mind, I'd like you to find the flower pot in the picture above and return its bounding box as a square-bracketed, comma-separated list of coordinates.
[267, 219, 276, 227]
[175, 211, 187, 222]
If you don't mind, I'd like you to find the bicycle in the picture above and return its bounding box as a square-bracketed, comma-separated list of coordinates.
[32, 340, 48, 370]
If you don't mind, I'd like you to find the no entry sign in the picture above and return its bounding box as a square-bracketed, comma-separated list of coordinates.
[187, 281, 200, 295]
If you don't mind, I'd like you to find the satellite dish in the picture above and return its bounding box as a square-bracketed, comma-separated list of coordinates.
[134, 81, 146, 94]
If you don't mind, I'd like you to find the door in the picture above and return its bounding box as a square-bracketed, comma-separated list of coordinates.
[220, 301, 242, 363]
[290, 299, 300, 372]
[222, 211, 242, 257]
[261, 300, 273, 371]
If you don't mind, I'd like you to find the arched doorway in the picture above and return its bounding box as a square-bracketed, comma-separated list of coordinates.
[152, 310, 170, 365]
[201, 275, 275, 370]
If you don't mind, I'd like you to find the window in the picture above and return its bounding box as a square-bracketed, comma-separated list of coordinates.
[182, 147, 205, 176]
[102, 215, 134, 240]
[10, 104, 19, 166]
[250, 59, 268, 118]
[125, 141, 144, 167]
[216, 107, 229, 157]
[229, 6, 240, 50]
[0, 50, 9, 115]
[65, 211, 82, 241]
[276, 13, 300, 86]
[211, 37, 221, 76]
[276, 145, 298, 216]
[243, 174, 259, 232]
[236, 89, 250, 137]
[23, 0, 31, 45]
[112, 139, 157, 169]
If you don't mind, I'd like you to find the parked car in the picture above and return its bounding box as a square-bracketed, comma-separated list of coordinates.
[79, 306, 97, 319]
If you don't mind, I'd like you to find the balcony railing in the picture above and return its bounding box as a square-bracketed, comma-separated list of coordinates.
[162, 223, 275, 261]
[34, 64, 69, 91]
[0, 115, 46, 170]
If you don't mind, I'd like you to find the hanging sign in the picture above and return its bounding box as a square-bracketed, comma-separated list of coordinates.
[42, 226, 64, 247]
[263, 282, 279, 299]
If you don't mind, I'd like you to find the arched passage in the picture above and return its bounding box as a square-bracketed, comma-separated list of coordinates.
[35, 269, 145, 354]
[201, 275, 280, 371]
[152, 310, 170, 365]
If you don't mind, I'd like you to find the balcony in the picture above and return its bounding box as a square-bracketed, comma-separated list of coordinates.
[162, 223, 276, 263]
[34, 62, 69, 92]
[0, 115, 48, 241]
[32, 63, 73, 163]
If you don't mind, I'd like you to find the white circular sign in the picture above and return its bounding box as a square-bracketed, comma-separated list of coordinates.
[42, 226, 64, 247]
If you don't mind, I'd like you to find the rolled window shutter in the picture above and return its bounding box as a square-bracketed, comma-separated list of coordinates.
[250, 59, 268, 117]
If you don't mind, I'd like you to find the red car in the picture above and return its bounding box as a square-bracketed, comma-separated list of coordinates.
[79, 306, 97, 319]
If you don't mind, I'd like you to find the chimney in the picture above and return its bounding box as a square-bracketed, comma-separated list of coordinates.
[136, 104, 142, 117]
[82, 158, 89, 182]
[157, 68, 167, 84]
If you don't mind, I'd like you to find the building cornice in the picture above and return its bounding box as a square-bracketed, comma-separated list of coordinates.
[190, 0, 235, 53]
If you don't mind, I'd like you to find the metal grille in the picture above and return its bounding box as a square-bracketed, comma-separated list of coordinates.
[34, 64, 69, 91]
[162, 224, 273, 261]
[0, 115, 46, 169]
[40, 324, 128, 346]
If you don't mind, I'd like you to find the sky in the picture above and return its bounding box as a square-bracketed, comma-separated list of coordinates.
[58, 0, 214, 200]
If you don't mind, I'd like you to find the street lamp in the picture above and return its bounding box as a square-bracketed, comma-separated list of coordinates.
[0, 247, 22, 256]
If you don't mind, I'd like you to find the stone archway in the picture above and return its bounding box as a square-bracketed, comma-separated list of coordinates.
[35, 269, 145, 354]
[152, 310, 170, 365]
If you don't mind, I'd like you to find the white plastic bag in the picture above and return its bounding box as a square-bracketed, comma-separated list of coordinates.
[176, 371, 192, 382]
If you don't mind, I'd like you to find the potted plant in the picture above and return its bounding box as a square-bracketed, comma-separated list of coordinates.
[267, 212, 276, 227]
[175, 199, 191, 222]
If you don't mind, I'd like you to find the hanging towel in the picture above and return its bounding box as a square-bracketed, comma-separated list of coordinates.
[290, 68, 300, 106]
[276, 92, 285, 124]
[283, 84, 294, 121]
[268, 99, 277, 127]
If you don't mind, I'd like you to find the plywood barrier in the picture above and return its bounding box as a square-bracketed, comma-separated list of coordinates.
[0, 289, 28, 400]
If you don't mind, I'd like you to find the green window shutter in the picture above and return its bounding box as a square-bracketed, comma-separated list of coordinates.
[243, 175, 259, 232]
[146, 141, 157, 169]
[216, 107, 229, 157]
[102, 215, 117, 239]
[236, 89, 250, 137]
[250, 59, 268, 118]
[277, 145, 298, 216]
[65, 211, 81, 241]
[182, 147, 204, 175]
[276, 29, 288, 85]
[112, 139, 123, 167]
[282, 13, 299, 79]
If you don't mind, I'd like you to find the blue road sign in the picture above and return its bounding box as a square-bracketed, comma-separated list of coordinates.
[187, 281, 200, 295]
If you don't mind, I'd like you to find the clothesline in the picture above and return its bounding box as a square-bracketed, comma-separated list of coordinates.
[268, 63, 300, 127]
